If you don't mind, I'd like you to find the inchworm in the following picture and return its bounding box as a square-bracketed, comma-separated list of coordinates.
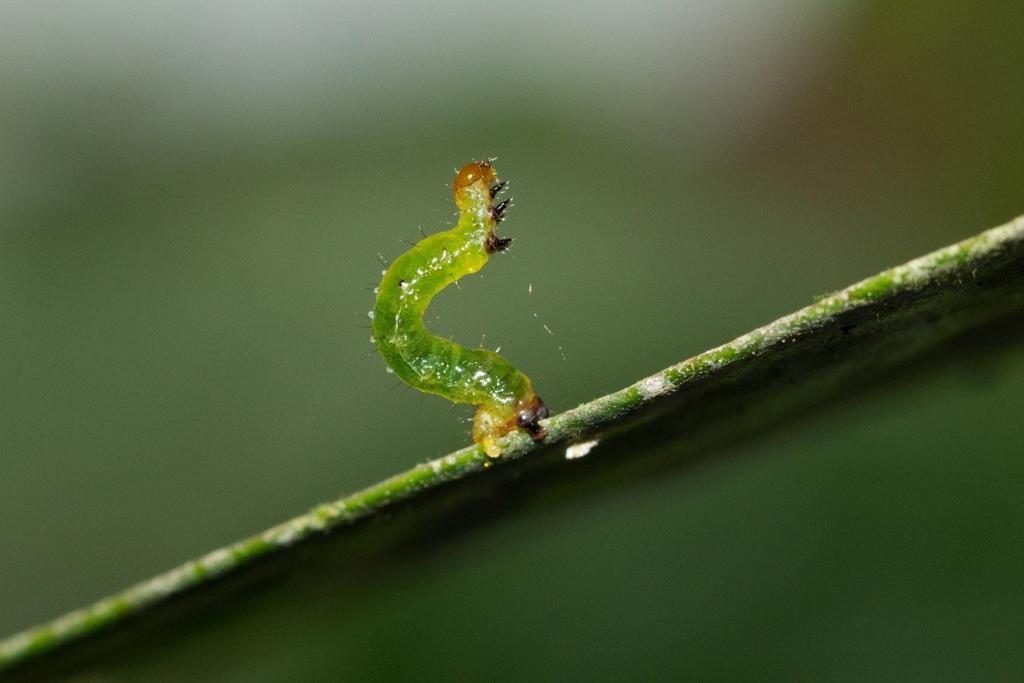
[371, 160, 548, 457]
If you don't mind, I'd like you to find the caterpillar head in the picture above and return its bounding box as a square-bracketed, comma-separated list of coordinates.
[452, 160, 498, 196]
[453, 160, 503, 215]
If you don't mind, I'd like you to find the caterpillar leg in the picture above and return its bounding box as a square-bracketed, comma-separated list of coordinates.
[485, 233, 513, 253]
[485, 194, 514, 253]
[472, 395, 549, 458]
[514, 394, 549, 440]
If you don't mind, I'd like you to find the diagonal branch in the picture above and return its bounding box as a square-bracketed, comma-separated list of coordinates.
[3, 215, 1024, 673]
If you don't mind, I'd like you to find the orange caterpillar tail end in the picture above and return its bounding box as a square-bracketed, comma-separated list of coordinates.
[472, 394, 549, 458]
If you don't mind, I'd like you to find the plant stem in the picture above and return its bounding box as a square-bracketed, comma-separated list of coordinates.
[3, 214, 1024, 673]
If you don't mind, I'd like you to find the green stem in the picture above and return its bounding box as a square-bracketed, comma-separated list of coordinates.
[3, 215, 1024, 673]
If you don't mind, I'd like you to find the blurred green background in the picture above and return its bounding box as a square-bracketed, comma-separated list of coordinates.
[2, 1, 1024, 680]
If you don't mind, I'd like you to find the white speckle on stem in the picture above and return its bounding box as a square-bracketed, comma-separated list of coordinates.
[270, 525, 301, 546]
[201, 548, 233, 573]
[565, 439, 600, 460]
[637, 375, 670, 399]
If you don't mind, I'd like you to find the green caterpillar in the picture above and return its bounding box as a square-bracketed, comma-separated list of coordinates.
[372, 160, 548, 457]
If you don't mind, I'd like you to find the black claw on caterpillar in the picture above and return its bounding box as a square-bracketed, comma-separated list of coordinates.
[514, 395, 550, 440]
[489, 180, 508, 198]
[493, 198, 512, 221]
[486, 233, 513, 253]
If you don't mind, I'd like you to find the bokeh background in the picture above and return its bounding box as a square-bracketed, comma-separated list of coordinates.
[3, 1, 1024, 680]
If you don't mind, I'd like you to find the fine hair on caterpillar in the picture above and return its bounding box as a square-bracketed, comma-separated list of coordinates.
[371, 159, 548, 457]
